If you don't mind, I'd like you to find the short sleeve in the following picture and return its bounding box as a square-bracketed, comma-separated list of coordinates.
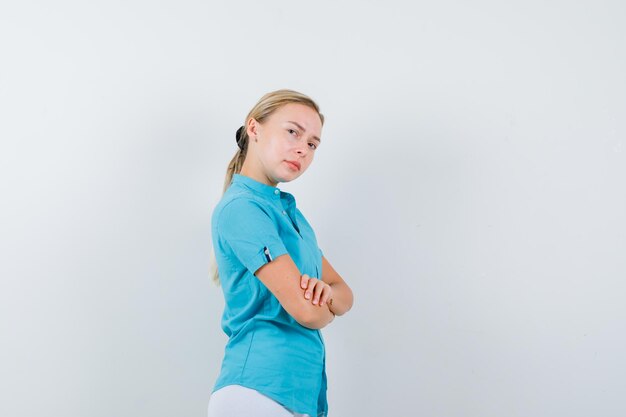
[217, 198, 289, 275]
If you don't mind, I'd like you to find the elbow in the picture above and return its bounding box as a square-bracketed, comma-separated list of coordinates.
[295, 305, 332, 330]
[334, 287, 354, 317]
[299, 319, 323, 330]
[297, 309, 323, 330]
[341, 300, 354, 316]
[346, 287, 354, 312]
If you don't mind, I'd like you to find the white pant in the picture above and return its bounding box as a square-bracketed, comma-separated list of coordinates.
[207, 384, 312, 417]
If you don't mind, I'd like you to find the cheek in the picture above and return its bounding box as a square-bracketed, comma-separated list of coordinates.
[264, 140, 283, 157]
[269, 145, 290, 166]
[269, 136, 287, 150]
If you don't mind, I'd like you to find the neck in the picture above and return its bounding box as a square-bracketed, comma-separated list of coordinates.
[239, 162, 278, 187]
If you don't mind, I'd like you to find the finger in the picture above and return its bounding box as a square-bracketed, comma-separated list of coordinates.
[305, 277, 318, 300]
[319, 285, 333, 306]
[300, 274, 309, 289]
[312, 281, 325, 305]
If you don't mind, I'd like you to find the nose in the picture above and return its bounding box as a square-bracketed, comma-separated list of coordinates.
[295, 142, 309, 156]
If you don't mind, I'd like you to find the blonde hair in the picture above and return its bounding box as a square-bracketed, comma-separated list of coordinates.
[209, 89, 324, 285]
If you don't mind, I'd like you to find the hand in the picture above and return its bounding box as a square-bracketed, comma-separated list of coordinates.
[300, 274, 333, 307]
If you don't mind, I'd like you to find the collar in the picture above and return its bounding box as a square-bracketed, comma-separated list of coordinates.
[231, 173, 283, 200]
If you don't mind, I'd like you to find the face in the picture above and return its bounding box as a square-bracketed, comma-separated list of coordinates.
[245, 102, 323, 186]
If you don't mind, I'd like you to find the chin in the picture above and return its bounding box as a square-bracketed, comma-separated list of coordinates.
[276, 175, 297, 183]
[276, 170, 303, 183]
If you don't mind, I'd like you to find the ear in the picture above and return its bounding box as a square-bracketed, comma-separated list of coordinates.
[246, 118, 260, 139]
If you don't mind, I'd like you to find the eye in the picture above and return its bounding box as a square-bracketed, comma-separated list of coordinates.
[308, 142, 317, 150]
[287, 128, 298, 136]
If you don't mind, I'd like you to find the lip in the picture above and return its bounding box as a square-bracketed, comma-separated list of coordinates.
[285, 160, 301, 171]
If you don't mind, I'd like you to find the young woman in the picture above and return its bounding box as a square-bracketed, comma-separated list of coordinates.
[207, 89, 354, 417]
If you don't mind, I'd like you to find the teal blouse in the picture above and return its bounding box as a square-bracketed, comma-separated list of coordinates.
[211, 173, 328, 417]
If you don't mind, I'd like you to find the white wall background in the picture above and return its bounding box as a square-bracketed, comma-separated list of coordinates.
[1, 1, 624, 416]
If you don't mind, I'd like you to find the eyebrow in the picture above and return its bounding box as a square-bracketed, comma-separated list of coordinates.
[287, 121, 321, 143]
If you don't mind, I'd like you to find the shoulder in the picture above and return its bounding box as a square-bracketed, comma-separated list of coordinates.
[213, 186, 268, 220]
[212, 194, 277, 236]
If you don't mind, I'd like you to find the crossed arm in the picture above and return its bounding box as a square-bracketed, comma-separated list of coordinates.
[255, 254, 353, 330]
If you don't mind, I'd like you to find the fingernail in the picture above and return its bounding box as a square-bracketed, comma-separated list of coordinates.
[305, 292, 310, 299]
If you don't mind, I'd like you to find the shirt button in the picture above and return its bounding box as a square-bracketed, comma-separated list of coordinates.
[274, 189, 280, 195]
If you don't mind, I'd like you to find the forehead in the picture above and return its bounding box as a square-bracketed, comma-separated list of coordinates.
[269, 103, 322, 134]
